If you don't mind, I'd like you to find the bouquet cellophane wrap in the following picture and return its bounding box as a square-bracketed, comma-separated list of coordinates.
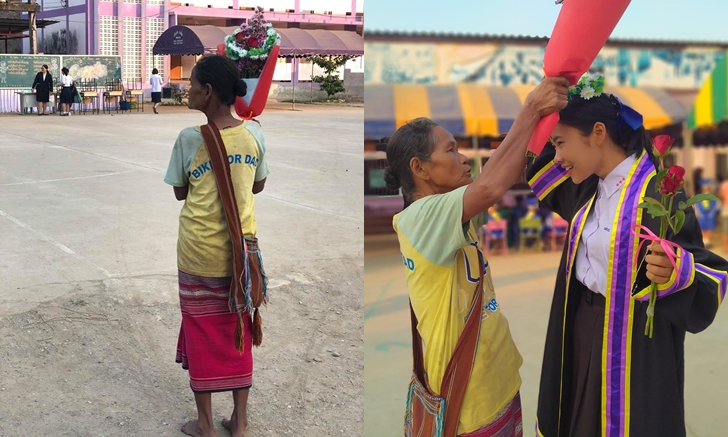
[526, 0, 631, 156]
[216, 44, 280, 120]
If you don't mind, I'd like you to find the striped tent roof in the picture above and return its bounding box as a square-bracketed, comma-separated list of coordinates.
[365, 83, 688, 139]
[688, 50, 728, 129]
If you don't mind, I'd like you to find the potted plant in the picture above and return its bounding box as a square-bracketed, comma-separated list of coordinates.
[217, 6, 281, 119]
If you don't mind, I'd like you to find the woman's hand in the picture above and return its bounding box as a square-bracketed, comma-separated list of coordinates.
[645, 242, 675, 284]
[523, 77, 570, 117]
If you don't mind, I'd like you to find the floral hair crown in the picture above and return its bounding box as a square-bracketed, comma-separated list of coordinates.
[568, 73, 605, 100]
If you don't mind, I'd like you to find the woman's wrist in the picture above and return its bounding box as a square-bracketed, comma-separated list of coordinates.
[520, 103, 541, 127]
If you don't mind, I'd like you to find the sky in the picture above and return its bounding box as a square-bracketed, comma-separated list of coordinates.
[365, 0, 728, 42]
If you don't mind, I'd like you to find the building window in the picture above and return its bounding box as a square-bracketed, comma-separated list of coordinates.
[146, 17, 165, 79]
[99, 16, 119, 56]
[123, 17, 141, 83]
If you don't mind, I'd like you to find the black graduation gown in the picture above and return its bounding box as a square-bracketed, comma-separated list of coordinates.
[527, 143, 728, 437]
[32, 72, 53, 102]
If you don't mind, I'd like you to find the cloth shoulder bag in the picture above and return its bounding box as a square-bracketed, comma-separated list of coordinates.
[404, 249, 485, 437]
[199, 122, 269, 353]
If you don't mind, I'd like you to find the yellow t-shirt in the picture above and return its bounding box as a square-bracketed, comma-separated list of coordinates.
[393, 186, 523, 434]
[164, 121, 269, 277]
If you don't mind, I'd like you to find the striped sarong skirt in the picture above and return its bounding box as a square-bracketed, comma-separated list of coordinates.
[175, 270, 253, 392]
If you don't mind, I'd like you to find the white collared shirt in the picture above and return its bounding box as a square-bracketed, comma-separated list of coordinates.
[61, 75, 73, 87]
[575, 154, 637, 295]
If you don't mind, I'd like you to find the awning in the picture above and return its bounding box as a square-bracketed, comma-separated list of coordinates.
[365, 83, 689, 139]
[0, 18, 59, 38]
[688, 50, 728, 129]
[153, 25, 224, 55]
[154, 25, 363, 57]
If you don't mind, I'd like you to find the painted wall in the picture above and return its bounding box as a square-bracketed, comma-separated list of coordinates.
[365, 41, 726, 90]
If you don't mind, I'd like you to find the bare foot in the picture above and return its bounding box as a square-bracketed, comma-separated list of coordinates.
[221, 417, 248, 437]
[182, 419, 217, 437]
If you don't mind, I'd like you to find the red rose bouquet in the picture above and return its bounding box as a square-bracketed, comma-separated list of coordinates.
[222, 6, 280, 79]
[635, 135, 720, 337]
[217, 5, 281, 119]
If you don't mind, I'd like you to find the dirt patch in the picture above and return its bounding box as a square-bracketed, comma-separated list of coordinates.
[0, 268, 363, 436]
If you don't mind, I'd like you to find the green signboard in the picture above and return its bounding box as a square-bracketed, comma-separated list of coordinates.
[0, 55, 62, 88]
[61, 56, 122, 85]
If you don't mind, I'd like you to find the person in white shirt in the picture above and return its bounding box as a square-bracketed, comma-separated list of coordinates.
[150, 68, 163, 114]
[526, 72, 728, 437]
[58, 67, 74, 116]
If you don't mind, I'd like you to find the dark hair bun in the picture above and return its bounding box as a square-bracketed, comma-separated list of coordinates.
[383, 167, 401, 191]
[234, 80, 247, 97]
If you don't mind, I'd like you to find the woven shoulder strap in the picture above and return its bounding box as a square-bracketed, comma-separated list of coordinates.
[199, 122, 249, 352]
[410, 248, 485, 437]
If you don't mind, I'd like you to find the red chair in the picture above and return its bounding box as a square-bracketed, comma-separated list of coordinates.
[546, 216, 569, 251]
[481, 220, 509, 256]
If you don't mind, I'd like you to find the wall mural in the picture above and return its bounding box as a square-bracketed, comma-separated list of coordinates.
[365, 41, 726, 90]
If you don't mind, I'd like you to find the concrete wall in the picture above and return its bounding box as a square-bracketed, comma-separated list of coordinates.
[343, 68, 363, 101]
[271, 68, 363, 102]
[365, 41, 726, 91]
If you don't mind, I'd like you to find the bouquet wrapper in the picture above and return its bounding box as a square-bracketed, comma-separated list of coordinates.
[216, 44, 280, 119]
[526, 0, 631, 157]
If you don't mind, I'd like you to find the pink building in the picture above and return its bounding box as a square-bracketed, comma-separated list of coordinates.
[24, 0, 363, 87]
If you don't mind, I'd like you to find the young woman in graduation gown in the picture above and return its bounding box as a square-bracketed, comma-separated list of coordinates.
[527, 75, 728, 437]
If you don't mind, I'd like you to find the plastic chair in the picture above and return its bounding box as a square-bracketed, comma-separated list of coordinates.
[481, 220, 509, 256]
[519, 216, 543, 252]
[546, 216, 569, 251]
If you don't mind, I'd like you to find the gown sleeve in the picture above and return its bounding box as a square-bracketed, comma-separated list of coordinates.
[526, 142, 592, 221]
[632, 190, 728, 333]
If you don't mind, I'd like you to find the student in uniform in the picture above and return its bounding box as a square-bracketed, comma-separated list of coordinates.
[528, 73, 728, 437]
[59, 67, 74, 116]
[150, 68, 163, 114]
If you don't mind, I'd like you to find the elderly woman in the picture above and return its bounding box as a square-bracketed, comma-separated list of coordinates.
[385, 77, 568, 437]
[164, 55, 269, 437]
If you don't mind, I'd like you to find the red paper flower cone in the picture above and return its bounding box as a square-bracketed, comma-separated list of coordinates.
[527, 0, 631, 157]
[235, 44, 280, 119]
[216, 44, 280, 119]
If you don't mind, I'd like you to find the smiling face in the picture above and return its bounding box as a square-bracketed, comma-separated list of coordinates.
[550, 123, 607, 184]
[414, 125, 473, 194]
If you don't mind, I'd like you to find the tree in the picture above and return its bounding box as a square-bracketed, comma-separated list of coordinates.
[310, 55, 354, 99]
[43, 29, 79, 55]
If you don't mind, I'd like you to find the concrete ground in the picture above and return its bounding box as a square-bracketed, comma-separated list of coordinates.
[0, 102, 363, 436]
[365, 233, 728, 437]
